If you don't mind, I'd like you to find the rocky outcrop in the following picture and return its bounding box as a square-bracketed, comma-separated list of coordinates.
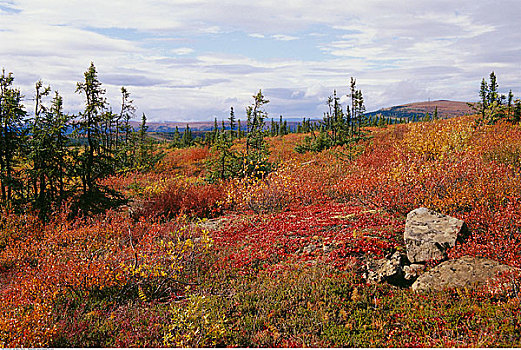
[364, 207, 518, 293]
[404, 207, 468, 264]
[412, 255, 517, 292]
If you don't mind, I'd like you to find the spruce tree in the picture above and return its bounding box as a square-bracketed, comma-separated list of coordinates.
[0, 69, 27, 203]
[488, 71, 499, 105]
[75, 62, 109, 196]
[118, 86, 136, 169]
[245, 90, 271, 177]
[514, 101, 521, 124]
[182, 124, 192, 147]
[479, 78, 488, 120]
[29, 81, 72, 214]
[237, 119, 243, 138]
[508, 90, 514, 117]
[228, 107, 236, 140]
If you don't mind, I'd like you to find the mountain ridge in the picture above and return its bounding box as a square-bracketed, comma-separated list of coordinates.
[366, 100, 475, 120]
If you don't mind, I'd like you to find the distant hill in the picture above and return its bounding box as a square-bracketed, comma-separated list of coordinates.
[366, 100, 475, 120]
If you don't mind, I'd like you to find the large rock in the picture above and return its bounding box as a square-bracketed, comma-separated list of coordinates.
[412, 255, 516, 292]
[404, 207, 467, 263]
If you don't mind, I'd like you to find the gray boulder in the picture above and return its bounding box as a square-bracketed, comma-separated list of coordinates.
[366, 251, 407, 284]
[404, 207, 468, 264]
[412, 255, 516, 292]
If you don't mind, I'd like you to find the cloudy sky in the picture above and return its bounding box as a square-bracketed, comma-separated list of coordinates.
[1, 0, 520, 122]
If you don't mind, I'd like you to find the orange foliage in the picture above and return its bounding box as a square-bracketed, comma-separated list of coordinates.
[157, 146, 211, 177]
[0, 209, 210, 347]
[5, 116, 521, 346]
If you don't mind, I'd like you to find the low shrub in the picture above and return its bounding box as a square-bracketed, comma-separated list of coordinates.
[138, 179, 224, 219]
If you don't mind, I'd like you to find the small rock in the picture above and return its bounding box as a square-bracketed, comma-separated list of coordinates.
[322, 242, 336, 253]
[412, 255, 517, 292]
[303, 243, 318, 253]
[404, 207, 468, 264]
[366, 251, 407, 284]
[403, 263, 426, 281]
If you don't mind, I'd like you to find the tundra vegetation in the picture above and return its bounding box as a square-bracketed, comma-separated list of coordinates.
[1, 65, 521, 347]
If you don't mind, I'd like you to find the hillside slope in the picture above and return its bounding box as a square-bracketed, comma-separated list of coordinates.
[366, 100, 475, 120]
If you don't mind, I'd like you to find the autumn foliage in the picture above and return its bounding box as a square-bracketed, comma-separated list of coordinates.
[2, 115, 521, 347]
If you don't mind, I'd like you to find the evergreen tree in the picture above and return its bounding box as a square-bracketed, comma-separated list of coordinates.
[212, 118, 219, 144]
[245, 90, 271, 177]
[118, 86, 136, 169]
[207, 126, 241, 182]
[487, 71, 499, 105]
[133, 113, 160, 170]
[182, 124, 192, 147]
[75, 62, 109, 196]
[479, 78, 488, 119]
[29, 82, 71, 215]
[296, 77, 366, 153]
[476, 72, 509, 125]
[514, 101, 521, 124]
[508, 90, 514, 117]
[282, 120, 288, 135]
[137, 113, 148, 164]
[172, 126, 181, 148]
[228, 107, 236, 140]
[237, 119, 243, 138]
[0, 69, 27, 203]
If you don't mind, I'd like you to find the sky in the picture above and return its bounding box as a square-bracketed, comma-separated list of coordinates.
[1, 0, 520, 122]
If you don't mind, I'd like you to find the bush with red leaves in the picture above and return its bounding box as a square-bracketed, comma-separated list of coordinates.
[137, 181, 224, 219]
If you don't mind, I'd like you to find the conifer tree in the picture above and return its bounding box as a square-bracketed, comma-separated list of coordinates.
[476, 72, 509, 125]
[182, 124, 192, 147]
[488, 71, 499, 105]
[0, 69, 27, 203]
[212, 118, 219, 144]
[228, 107, 236, 140]
[29, 82, 71, 214]
[172, 126, 181, 148]
[118, 86, 136, 169]
[245, 90, 271, 177]
[479, 78, 488, 119]
[75, 62, 109, 196]
[514, 101, 521, 124]
[508, 90, 514, 117]
[207, 125, 241, 182]
[237, 119, 243, 138]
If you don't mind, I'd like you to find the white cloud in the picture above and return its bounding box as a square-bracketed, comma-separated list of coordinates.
[0, 0, 520, 121]
[171, 47, 194, 55]
[272, 34, 299, 41]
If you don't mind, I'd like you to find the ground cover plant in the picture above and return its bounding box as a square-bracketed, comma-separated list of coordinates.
[1, 69, 521, 347]
[2, 112, 521, 347]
